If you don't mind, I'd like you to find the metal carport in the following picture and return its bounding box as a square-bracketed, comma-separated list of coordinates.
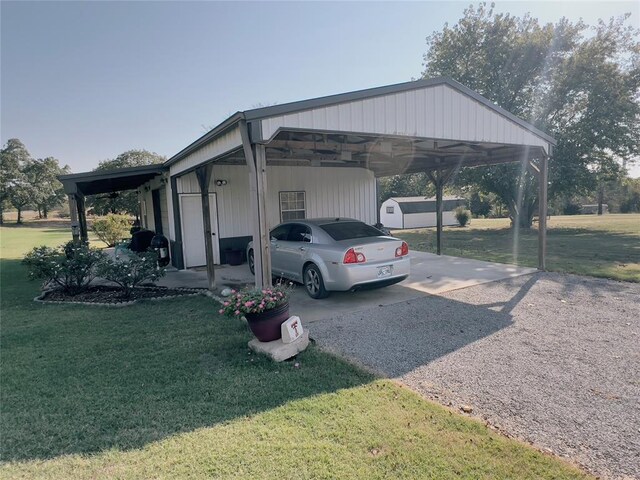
[59, 164, 165, 243]
[165, 77, 553, 289]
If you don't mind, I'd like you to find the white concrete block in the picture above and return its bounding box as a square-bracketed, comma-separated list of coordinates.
[248, 331, 310, 362]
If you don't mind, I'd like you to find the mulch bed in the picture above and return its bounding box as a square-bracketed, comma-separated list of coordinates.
[38, 285, 203, 305]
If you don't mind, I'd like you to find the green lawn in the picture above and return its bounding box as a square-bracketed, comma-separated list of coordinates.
[395, 214, 640, 282]
[0, 226, 591, 479]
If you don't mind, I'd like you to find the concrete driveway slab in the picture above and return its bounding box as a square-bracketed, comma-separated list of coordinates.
[290, 251, 535, 323]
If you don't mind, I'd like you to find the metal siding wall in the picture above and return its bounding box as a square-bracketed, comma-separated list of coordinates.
[265, 166, 376, 228]
[143, 189, 155, 231]
[260, 84, 549, 152]
[178, 165, 376, 239]
[403, 211, 458, 229]
[166, 179, 175, 240]
[159, 187, 169, 235]
[168, 127, 242, 177]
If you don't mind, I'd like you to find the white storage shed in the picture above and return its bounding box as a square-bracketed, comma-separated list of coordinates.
[381, 196, 466, 229]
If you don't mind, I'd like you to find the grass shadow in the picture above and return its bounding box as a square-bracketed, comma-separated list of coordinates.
[1, 257, 374, 462]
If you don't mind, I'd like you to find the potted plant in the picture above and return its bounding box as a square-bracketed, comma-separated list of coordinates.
[219, 284, 291, 342]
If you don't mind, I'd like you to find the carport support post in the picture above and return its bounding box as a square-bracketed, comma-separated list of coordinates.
[538, 153, 549, 270]
[240, 120, 272, 288]
[427, 167, 455, 256]
[195, 164, 216, 291]
[67, 194, 81, 244]
[76, 194, 88, 244]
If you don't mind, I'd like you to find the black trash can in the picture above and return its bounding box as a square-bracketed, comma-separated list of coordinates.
[224, 249, 243, 266]
[150, 234, 171, 267]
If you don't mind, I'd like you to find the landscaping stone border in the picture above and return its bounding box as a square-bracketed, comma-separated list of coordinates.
[34, 286, 208, 307]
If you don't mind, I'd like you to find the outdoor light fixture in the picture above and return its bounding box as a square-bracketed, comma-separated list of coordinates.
[215, 179, 228, 186]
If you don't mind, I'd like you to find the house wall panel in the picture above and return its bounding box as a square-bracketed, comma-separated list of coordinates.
[175, 165, 376, 240]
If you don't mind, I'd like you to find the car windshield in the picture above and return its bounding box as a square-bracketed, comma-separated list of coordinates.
[320, 222, 383, 241]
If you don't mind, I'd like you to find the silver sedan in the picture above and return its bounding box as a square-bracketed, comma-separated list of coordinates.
[247, 218, 410, 299]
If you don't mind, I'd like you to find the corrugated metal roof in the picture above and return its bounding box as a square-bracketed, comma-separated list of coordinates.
[390, 197, 467, 214]
[390, 196, 462, 203]
[163, 76, 556, 170]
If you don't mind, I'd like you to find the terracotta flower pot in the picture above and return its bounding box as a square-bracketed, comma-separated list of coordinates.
[245, 302, 290, 342]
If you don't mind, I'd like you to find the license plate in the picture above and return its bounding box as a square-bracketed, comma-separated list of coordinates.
[377, 265, 392, 278]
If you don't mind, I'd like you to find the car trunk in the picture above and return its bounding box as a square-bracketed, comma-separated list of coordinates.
[335, 237, 404, 263]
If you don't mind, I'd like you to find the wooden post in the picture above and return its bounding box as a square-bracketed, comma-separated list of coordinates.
[240, 120, 272, 288]
[68, 194, 81, 244]
[254, 144, 272, 287]
[538, 153, 549, 270]
[196, 164, 216, 291]
[76, 194, 88, 244]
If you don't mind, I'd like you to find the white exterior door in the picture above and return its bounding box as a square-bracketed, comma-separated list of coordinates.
[180, 193, 220, 268]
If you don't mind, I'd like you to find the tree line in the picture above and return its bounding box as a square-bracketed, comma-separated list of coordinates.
[381, 3, 639, 226]
[0, 140, 166, 224]
[0, 139, 70, 223]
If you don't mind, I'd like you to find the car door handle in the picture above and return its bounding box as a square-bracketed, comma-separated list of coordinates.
[299, 247, 306, 251]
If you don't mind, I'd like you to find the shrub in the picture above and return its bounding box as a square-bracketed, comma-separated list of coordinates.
[97, 251, 165, 298]
[92, 214, 132, 247]
[562, 202, 582, 215]
[454, 207, 471, 227]
[23, 241, 105, 295]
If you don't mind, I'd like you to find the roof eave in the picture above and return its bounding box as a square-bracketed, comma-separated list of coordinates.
[163, 112, 245, 168]
[243, 76, 556, 146]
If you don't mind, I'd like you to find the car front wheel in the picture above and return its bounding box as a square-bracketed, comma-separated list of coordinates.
[248, 249, 255, 275]
[303, 264, 329, 299]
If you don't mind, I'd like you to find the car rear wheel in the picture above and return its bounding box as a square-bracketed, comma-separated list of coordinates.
[248, 249, 255, 275]
[304, 264, 329, 299]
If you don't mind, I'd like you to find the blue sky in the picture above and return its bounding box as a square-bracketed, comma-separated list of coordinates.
[2, 1, 638, 176]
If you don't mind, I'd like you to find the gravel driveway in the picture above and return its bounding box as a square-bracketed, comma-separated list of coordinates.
[310, 272, 640, 479]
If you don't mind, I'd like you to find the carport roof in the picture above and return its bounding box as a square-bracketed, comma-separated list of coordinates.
[164, 76, 556, 170]
[59, 164, 165, 196]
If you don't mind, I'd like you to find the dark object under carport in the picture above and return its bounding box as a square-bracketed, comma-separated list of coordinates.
[129, 230, 156, 253]
[224, 249, 244, 266]
[151, 234, 171, 267]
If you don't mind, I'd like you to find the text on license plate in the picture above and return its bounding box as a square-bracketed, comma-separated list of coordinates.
[377, 265, 392, 278]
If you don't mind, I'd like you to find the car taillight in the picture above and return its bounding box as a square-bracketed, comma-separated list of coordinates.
[395, 242, 409, 257]
[343, 248, 366, 264]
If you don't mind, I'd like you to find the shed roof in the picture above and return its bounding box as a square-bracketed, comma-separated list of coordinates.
[390, 196, 463, 203]
[387, 196, 466, 214]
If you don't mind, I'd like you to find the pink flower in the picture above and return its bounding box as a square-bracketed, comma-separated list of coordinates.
[235, 310, 240, 315]
[244, 301, 254, 307]
[223, 301, 229, 306]
[218, 309, 224, 314]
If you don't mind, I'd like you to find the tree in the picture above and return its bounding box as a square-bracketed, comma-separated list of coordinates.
[1, 139, 37, 223]
[24, 157, 70, 218]
[422, 3, 640, 227]
[86, 150, 165, 216]
[0, 139, 29, 224]
[378, 173, 435, 203]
